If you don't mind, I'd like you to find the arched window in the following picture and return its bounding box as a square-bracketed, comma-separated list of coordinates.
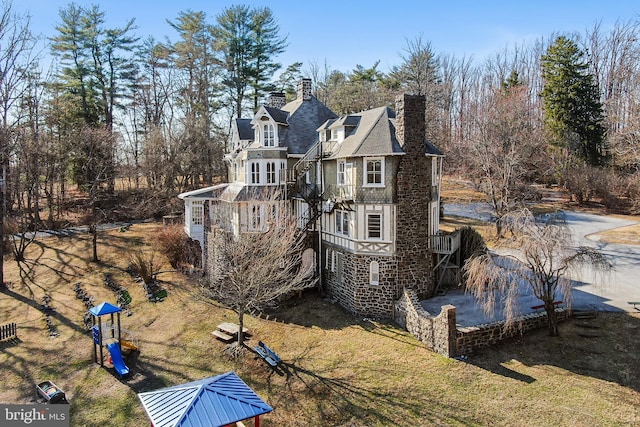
[266, 161, 276, 184]
[263, 123, 275, 146]
[369, 261, 379, 286]
[251, 162, 260, 184]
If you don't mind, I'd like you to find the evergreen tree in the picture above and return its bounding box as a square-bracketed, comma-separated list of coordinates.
[214, 5, 286, 118]
[541, 36, 607, 166]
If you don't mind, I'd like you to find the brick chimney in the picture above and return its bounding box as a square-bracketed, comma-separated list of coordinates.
[394, 93, 434, 297]
[297, 78, 312, 101]
[268, 92, 286, 109]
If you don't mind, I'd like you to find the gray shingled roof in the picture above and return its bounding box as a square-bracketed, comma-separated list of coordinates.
[263, 106, 290, 125]
[279, 96, 338, 155]
[330, 107, 404, 158]
[235, 119, 254, 141]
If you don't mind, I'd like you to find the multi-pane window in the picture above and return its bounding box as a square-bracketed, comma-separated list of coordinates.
[367, 213, 382, 239]
[251, 162, 260, 184]
[326, 248, 336, 272]
[335, 210, 349, 236]
[369, 261, 379, 285]
[191, 201, 203, 225]
[250, 204, 262, 230]
[263, 123, 275, 146]
[266, 162, 276, 184]
[337, 161, 346, 185]
[365, 158, 383, 186]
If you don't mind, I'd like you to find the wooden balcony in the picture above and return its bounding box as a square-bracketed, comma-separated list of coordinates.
[431, 231, 460, 255]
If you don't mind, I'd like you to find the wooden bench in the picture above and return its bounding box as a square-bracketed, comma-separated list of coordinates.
[211, 329, 234, 342]
[531, 301, 563, 311]
[629, 302, 640, 312]
[212, 322, 249, 342]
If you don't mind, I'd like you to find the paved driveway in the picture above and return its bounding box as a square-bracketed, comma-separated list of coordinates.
[422, 205, 640, 326]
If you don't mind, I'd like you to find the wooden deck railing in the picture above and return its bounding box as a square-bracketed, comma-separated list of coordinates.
[431, 231, 461, 254]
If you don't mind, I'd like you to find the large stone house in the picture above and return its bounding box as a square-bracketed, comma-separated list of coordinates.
[179, 79, 459, 318]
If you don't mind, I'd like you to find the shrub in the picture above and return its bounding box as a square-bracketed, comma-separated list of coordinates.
[155, 224, 188, 268]
[128, 250, 158, 284]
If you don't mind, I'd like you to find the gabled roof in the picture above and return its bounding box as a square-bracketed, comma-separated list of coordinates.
[279, 95, 338, 155]
[330, 106, 404, 158]
[263, 106, 289, 125]
[138, 372, 272, 427]
[89, 302, 121, 316]
[178, 184, 229, 200]
[235, 119, 254, 141]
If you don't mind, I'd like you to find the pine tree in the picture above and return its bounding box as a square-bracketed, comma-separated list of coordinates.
[541, 36, 607, 166]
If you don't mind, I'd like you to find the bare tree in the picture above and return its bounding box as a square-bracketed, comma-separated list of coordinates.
[458, 75, 546, 235]
[205, 202, 316, 349]
[464, 209, 611, 336]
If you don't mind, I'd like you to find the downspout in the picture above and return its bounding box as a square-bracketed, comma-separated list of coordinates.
[317, 141, 323, 295]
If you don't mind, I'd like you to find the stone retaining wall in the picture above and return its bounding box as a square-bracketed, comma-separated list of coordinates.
[456, 308, 568, 355]
[394, 288, 569, 357]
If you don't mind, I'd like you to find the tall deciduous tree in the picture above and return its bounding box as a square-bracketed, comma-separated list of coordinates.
[465, 209, 611, 336]
[541, 36, 607, 166]
[462, 74, 545, 236]
[0, 0, 39, 287]
[206, 202, 316, 349]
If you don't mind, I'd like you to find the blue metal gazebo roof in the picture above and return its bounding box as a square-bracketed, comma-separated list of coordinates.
[89, 301, 122, 316]
[137, 371, 273, 427]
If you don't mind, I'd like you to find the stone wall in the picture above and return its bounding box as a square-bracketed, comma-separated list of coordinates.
[394, 288, 570, 357]
[394, 289, 456, 357]
[456, 308, 569, 355]
[324, 248, 398, 318]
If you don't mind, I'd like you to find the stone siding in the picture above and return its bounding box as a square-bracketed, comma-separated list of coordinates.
[324, 248, 398, 318]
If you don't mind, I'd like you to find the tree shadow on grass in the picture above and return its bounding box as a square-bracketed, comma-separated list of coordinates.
[463, 313, 640, 392]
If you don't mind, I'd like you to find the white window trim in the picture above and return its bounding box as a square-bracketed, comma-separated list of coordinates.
[369, 261, 379, 286]
[191, 201, 204, 226]
[250, 162, 260, 184]
[366, 212, 382, 240]
[249, 204, 263, 231]
[335, 210, 350, 236]
[363, 157, 385, 187]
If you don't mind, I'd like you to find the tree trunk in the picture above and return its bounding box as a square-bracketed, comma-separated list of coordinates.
[90, 224, 98, 262]
[545, 302, 559, 337]
[236, 311, 245, 347]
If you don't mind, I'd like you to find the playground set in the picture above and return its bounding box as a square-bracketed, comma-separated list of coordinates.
[89, 302, 140, 379]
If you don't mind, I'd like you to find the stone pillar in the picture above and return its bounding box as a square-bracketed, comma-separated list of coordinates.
[394, 94, 434, 297]
[297, 78, 312, 101]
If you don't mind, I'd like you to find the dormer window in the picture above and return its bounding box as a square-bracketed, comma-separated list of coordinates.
[258, 116, 276, 147]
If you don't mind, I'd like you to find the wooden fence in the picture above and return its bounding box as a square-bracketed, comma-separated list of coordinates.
[0, 322, 17, 341]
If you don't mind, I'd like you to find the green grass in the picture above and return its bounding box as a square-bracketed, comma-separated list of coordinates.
[0, 223, 638, 426]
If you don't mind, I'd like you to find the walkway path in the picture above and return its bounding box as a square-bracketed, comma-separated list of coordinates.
[422, 205, 640, 326]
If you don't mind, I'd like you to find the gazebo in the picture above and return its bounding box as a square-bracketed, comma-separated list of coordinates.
[137, 371, 273, 427]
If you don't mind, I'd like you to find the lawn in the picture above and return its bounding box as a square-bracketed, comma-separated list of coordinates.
[0, 223, 638, 426]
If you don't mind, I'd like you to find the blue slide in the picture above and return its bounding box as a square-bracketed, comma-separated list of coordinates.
[106, 342, 130, 379]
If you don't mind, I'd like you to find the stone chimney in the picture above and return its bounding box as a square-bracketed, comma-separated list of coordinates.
[394, 93, 425, 153]
[297, 78, 312, 101]
[394, 93, 434, 298]
[268, 92, 286, 109]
